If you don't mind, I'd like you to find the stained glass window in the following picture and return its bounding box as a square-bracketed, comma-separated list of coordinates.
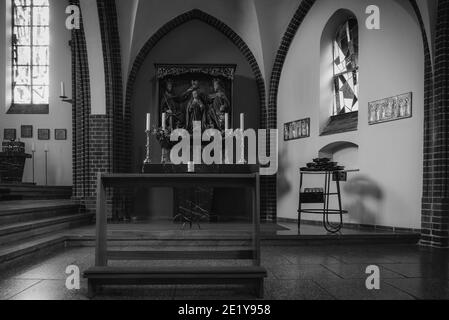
[332, 18, 359, 115]
[12, 0, 50, 106]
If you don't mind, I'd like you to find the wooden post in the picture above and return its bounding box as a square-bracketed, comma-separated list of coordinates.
[95, 172, 107, 267]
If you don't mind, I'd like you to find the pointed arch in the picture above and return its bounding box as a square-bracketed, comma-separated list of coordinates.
[122, 9, 274, 220]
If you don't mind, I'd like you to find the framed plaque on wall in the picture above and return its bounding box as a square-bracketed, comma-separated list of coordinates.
[368, 92, 412, 125]
[4, 129, 17, 141]
[55, 129, 67, 141]
[38, 129, 50, 141]
[284, 118, 310, 141]
[21, 125, 33, 139]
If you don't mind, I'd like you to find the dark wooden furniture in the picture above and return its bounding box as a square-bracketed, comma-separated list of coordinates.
[84, 172, 266, 298]
[0, 153, 32, 184]
[298, 170, 359, 234]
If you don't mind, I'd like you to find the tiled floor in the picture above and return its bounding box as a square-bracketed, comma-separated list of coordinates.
[1, 244, 448, 300]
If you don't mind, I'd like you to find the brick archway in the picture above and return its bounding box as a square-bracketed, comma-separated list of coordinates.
[268, 1, 442, 245]
[122, 9, 276, 220]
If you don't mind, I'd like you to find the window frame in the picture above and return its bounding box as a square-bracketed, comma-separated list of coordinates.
[9, 0, 50, 114]
[332, 18, 359, 116]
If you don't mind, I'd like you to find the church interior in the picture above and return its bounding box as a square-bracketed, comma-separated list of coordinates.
[0, 0, 448, 301]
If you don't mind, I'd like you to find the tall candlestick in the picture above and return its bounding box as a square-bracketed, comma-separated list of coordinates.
[143, 129, 152, 167]
[225, 113, 229, 130]
[31, 147, 35, 184]
[162, 113, 167, 130]
[60, 82, 66, 97]
[238, 113, 247, 165]
[44, 145, 48, 186]
[146, 113, 151, 131]
[240, 113, 245, 131]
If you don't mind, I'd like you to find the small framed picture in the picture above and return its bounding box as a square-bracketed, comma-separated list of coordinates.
[55, 129, 67, 141]
[284, 118, 310, 141]
[21, 125, 33, 139]
[38, 129, 50, 141]
[368, 92, 413, 125]
[4, 129, 17, 141]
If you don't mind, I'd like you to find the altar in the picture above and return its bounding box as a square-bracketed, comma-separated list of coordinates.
[84, 169, 267, 298]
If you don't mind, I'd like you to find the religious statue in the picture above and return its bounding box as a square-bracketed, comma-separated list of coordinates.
[205, 79, 231, 131]
[186, 89, 207, 132]
[160, 79, 184, 129]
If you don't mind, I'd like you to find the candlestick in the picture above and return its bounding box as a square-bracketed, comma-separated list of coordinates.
[31, 142, 36, 153]
[32, 149, 35, 184]
[146, 113, 151, 131]
[225, 113, 229, 130]
[44, 147, 48, 186]
[143, 129, 152, 168]
[238, 113, 247, 164]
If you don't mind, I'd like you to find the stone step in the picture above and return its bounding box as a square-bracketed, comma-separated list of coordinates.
[0, 234, 66, 266]
[0, 200, 81, 225]
[0, 213, 92, 246]
[0, 184, 72, 201]
[0, 194, 23, 202]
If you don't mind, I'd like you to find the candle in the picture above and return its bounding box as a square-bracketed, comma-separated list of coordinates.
[60, 82, 65, 97]
[240, 113, 245, 131]
[187, 161, 195, 173]
[225, 113, 229, 130]
[162, 113, 167, 130]
[31, 142, 36, 152]
[146, 113, 151, 131]
[44, 143, 49, 152]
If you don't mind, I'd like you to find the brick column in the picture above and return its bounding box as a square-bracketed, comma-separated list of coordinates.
[70, 0, 91, 204]
[421, 0, 449, 248]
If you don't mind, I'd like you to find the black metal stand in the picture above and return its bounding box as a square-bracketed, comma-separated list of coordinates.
[298, 170, 357, 234]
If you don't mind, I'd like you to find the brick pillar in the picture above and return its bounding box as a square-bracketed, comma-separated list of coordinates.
[71, 0, 121, 217]
[70, 0, 91, 205]
[420, 0, 449, 248]
[97, 0, 126, 219]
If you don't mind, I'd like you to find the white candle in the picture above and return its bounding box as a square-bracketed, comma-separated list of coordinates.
[146, 113, 151, 131]
[240, 113, 245, 131]
[225, 113, 229, 130]
[44, 143, 49, 152]
[60, 82, 65, 97]
[31, 142, 36, 152]
[187, 161, 195, 173]
[162, 113, 167, 130]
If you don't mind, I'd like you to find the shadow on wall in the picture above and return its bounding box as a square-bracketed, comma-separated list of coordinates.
[277, 147, 292, 200]
[344, 175, 384, 226]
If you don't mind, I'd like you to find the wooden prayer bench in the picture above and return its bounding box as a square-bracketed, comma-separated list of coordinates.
[84, 266, 267, 298]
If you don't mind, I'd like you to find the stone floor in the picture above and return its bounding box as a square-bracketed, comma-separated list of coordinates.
[1, 244, 448, 300]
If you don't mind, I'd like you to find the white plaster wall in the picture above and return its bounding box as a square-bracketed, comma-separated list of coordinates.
[79, 0, 106, 115]
[277, 0, 425, 229]
[0, 0, 72, 186]
[115, 0, 266, 85]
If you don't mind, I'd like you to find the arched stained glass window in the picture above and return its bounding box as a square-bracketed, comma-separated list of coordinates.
[12, 0, 50, 107]
[333, 18, 358, 115]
